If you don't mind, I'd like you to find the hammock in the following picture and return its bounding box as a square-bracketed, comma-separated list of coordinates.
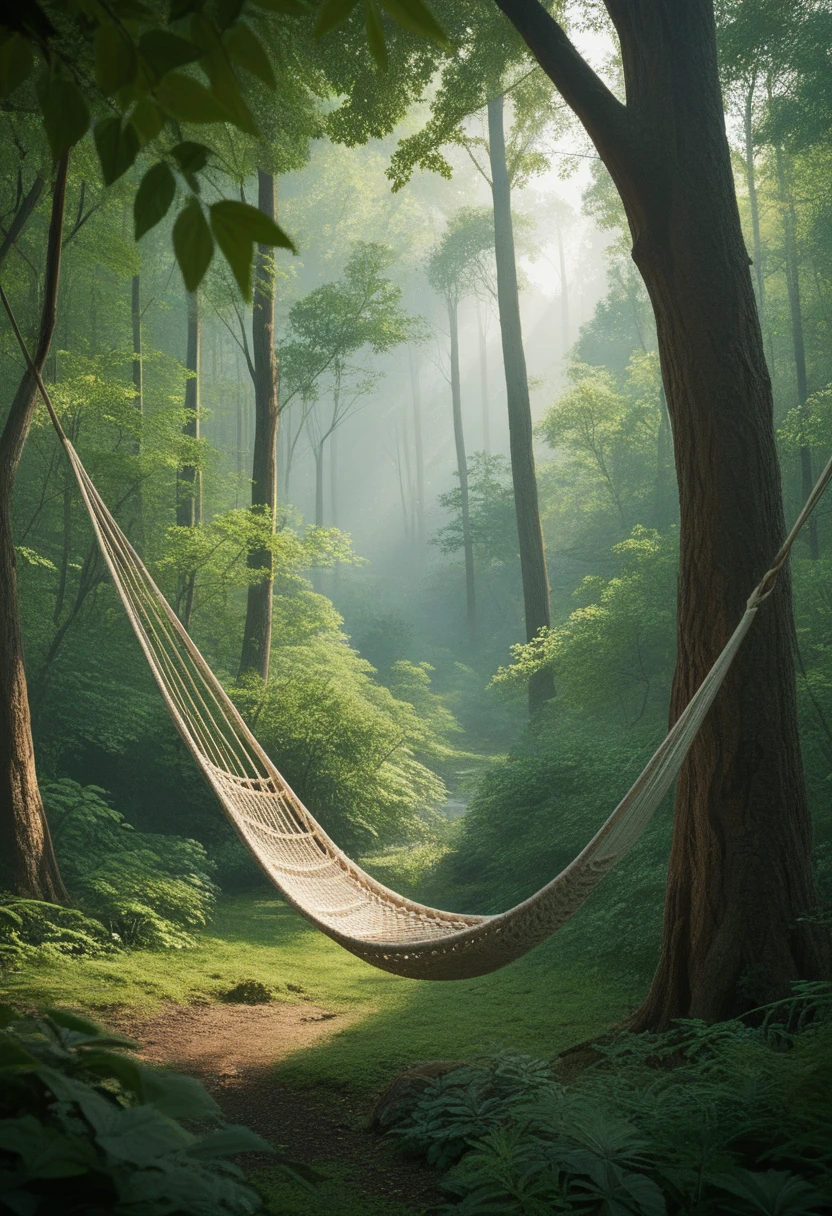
[5, 287, 831, 981]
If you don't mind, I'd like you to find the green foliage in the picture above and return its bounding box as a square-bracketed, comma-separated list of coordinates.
[427, 207, 495, 306]
[43, 780, 217, 950]
[385, 987, 832, 1215]
[0, 896, 115, 972]
[0, 1004, 310, 1214]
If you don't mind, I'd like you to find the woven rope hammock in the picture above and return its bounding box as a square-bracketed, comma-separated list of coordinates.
[5, 286, 831, 981]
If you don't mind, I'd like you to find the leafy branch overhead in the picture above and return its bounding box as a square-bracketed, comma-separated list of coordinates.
[0, 0, 447, 296]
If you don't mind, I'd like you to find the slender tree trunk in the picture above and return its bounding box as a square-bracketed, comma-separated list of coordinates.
[409, 348, 427, 549]
[131, 272, 144, 543]
[448, 297, 476, 639]
[487, 93, 554, 712]
[0, 155, 70, 902]
[330, 425, 338, 528]
[239, 171, 279, 679]
[556, 220, 569, 353]
[477, 307, 491, 453]
[497, 0, 829, 1026]
[314, 440, 325, 528]
[176, 291, 200, 631]
[774, 144, 818, 560]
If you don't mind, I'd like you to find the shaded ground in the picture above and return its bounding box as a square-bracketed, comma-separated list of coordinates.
[116, 999, 443, 1213]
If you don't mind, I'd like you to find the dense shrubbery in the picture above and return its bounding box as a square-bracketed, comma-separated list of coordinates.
[382, 984, 832, 1215]
[0, 1005, 308, 1215]
[0, 782, 218, 970]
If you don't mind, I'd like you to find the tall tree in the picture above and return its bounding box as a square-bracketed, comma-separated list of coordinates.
[0, 155, 69, 901]
[176, 290, 201, 630]
[495, 0, 829, 1025]
[239, 170, 279, 679]
[487, 93, 554, 711]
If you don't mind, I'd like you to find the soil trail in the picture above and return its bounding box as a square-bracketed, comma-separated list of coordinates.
[116, 1000, 440, 1211]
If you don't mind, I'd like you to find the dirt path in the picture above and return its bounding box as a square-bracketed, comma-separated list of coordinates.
[116, 1000, 441, 1212]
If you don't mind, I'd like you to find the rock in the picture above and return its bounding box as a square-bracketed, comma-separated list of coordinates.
[369, 1061, 464, 1129]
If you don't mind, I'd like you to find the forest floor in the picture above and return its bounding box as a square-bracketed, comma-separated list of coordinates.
[3, 892, 645, 1214]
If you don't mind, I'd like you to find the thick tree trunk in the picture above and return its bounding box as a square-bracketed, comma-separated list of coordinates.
[774, 145, 818, 560]
[487, 93, 554, 713]
[496, 0, 829, 1025]
[0, 155, 69, 902]
[239, 171, 279, 679]
[130, 273, 144, 543]
[448, 298, 476, 639]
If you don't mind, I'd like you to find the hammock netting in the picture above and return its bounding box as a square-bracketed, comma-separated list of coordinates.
[62, 436, 781, 981]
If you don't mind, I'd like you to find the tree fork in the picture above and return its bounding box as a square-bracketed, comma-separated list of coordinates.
[495, 0, 830, 1024]
[0, 154, 70, 902]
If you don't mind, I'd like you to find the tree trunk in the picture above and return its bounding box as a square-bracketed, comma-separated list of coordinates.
[487, 93, 554, 713]
[743, 81, 766, 325]
[448, 298, 476, 639]
[0, 155, 70, 902]
[774, 144, 818, 560]
[409, 347, 427, 549]
[314, 440, 325, 528]
[176, 291, 200, 631]
[556, 219, 569, 354]
[477, 307, 491, 453]
[496, 0, 829, 1025]
[131, 272, 144, 543]
[239, 171, 279, 679]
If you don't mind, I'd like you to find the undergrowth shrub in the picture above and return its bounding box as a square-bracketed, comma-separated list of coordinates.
[0, 1005, 313, 1214]
[383, 983, 832, 1215]
[44, 779, 217, 949]
[0, 896, 114, 971]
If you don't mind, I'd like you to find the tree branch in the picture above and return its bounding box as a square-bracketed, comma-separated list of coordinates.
[493, 0, 634, 162]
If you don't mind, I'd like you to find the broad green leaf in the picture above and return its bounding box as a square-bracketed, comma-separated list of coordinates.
[171, 140, 209, 175]
[363, 0, 387, 69]
[94, 22, 138, 95]
[155, 72, 233, 124]
[139, 1068, 222, 1119]
[95, 1104, 193, 1165]
[37, 72, 91, 161]
[139, 29, 202, 81]
[82, 1050, 146, 1097]
[130, 97, 165, 145]
[204, 70, 259, 135]
[378, 0, 448, 46]
[0, 1039, 39, 1069]
[0, 34, 34, 99]
[314, 0, 360, 38]
[188, 1125, 274, 1157]
[225, 21, 275, 88]
[94, 117, 140, 185]
[43, 1009, 104, 1038]
[173, 198, 214, 292]
[134, 161, 176, 239]
[210, 198, 294, 298]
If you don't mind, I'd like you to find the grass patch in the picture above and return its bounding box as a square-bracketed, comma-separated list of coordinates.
[254, 1164, 415, 1216]
[1, 892, 645, 1095]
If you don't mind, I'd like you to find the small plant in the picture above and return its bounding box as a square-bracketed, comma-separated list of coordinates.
[0, 1004, 316, 1215]
[0, 894, 115, 971]
[222, 979, 275, 1005]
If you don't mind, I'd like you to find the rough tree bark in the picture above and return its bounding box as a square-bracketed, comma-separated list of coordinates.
[774, 144, 818, 560]
[495, 0, 829, 1025]
[239, 170, 279, 679]
[487, 93, 555, 713]
[0, 156, 69, 901]
[448, 296, 476, 639]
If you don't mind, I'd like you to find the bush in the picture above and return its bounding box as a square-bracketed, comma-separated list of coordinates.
[44, 780, 217, 949]
[0, 896, 115, 971]
[383, 984, 832, 1215]
[0, 1004, 313, 1215]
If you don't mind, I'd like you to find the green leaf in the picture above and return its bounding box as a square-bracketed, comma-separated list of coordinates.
[94, 117, 140, 185]
[139, 30, 203, 81]
[314, 0, 360, 38]
[169, 0, 202, 18]
[94, 22, 138, 95]
[134, 161, 176, 239]
[363, 0, 387, 69]
[188, 1125, 274, 1157]
[224, 21, 275, 88]
[0, 34, 34, 99]
[139, 1068, 222, 1119]
[82, 1051, 146, 1097]
[0, 1039, 39, 1070]
[130, 97, 165, 145]
[43, 1009, 104, 1038]
[155, 72, 233, 124]
[378, 0, 448, 46]
[37, 72, 91, 161]
[173, 198, 214, 292]
[210, 198, 294, 299]
[216, 0, 245, 28]
[95, 1105, 194, 1165]
[171, 140, 210, 175]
